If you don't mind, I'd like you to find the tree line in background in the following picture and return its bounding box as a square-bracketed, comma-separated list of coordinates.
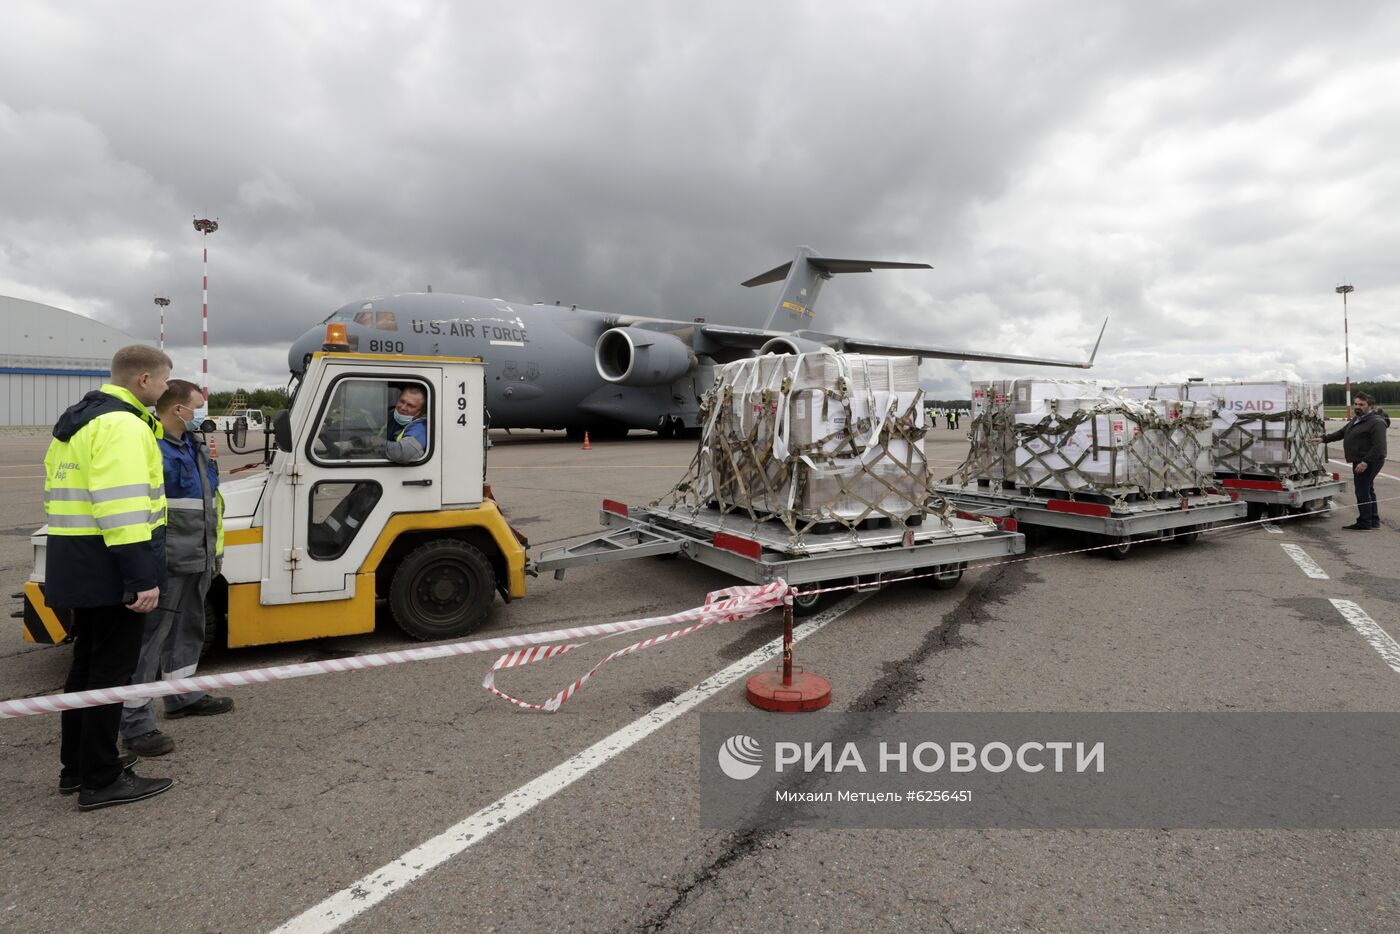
[1322, 381, 1399, 406]
[206, 387, 291, 416]
[929, 382, 1399, 409]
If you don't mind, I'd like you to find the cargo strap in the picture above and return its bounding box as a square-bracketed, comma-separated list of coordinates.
[1213, 410, 1329, 481]
[655, 354, 952, 543]
[952, 399, 1214, 506]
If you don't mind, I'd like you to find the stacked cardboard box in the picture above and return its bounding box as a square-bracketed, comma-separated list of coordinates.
[1116, 380, 1327, 478]
[962, 379, 1214, 496]
[694, 353, 932, 527]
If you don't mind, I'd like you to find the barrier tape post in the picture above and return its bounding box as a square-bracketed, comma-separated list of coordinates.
[746, 587, 832, 712]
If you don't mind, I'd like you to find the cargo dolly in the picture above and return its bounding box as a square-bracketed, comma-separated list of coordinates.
[932, 483, 1247, 560]
[532, 500, 1025, 615]
[1216, 472, 1346, 520]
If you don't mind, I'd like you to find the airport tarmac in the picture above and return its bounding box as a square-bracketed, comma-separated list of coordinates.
[2, 424, 1399, 932]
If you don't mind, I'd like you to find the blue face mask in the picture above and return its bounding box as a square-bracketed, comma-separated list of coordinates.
[393, 409, 415, 426]
[176, 406, 201, 433]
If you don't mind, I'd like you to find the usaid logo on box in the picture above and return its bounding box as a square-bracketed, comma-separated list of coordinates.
[1222, 399, 1277, 412]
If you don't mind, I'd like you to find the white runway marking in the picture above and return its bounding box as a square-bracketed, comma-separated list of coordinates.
[272, 592, 872, 934]
[1329, 458, 1400, 483]
[1280, 543, 1329, 579]
[1330, 599, 1400, 676]
[1261, 522, 1283, 534]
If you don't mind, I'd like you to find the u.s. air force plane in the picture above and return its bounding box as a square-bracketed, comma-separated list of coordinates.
[288, 246, 1106, 438]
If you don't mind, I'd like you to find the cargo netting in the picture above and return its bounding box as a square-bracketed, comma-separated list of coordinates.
[948, 379, 1215, 504]
[652, 353, 954, 537]
[1117, 381, 1330, 481]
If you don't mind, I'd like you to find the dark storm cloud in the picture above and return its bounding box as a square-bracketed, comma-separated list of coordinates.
[1, 1, 1396, 390]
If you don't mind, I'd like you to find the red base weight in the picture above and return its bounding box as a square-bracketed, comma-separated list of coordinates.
[746, 670, 832, 712]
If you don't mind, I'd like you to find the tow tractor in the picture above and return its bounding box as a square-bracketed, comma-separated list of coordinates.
[932, 481, 1246, 559]
[533, 500, 1025, 616]
[18, 327, 1023, 649]
[19, 324, 526, 650]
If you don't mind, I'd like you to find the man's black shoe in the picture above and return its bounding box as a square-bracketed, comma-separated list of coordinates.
[59, 753, 139, 795]
[1341, 523, 1369, 530]
[124, 729, 175, 756]
[166, 695, 234, 718]
[78, 771, 173, 811]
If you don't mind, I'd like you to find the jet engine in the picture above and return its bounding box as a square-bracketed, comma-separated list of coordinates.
[758, 335, 834, 355]
[595, 327, 696, 386]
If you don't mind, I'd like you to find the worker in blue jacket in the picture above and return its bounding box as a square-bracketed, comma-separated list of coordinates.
[382, 385, 428, 463]
[121, 379, 233, 757]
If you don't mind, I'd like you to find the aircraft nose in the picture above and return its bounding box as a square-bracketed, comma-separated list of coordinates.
[288, 329, 318, 374]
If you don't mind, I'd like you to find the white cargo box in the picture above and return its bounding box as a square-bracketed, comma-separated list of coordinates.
[959, 379, 1214, 497]
[694, 353, 934, 530]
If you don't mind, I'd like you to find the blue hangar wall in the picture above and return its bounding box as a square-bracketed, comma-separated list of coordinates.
[0, 295, 140, 427]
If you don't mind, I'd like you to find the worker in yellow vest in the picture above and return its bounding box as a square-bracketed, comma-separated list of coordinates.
[44, 344, 175, 811]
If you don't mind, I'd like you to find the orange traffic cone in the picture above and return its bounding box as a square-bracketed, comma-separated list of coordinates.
[582, 432, 591, 451]
[207, 433, 219, 458]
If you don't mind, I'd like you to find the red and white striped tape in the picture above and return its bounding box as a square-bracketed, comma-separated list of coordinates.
[483, 580, 787, 711]
[0, 582, 788, 720]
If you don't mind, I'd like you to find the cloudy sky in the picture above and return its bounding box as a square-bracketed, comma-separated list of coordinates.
[2, 1, 1396, 396]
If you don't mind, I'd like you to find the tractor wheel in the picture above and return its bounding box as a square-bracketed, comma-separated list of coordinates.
[201, 594, 226, 659]
[389, 540, 496, 640]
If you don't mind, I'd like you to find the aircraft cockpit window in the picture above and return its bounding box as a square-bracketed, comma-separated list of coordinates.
[353, 310, 375, 327]
[375, 312, 399, 331]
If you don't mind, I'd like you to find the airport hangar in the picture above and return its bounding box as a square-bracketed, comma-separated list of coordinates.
[0, 295, 139, 427]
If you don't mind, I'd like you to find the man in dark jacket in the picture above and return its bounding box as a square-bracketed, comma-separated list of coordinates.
[121, 379, 233, 757]
[1313, 392, 1389, 530]
[44, 344, 175, 809]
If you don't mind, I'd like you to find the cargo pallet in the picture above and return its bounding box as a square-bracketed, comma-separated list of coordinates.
[532, 499, 1025, 615]
[932, 483, 1247, 560]
[1216, 472, 1346, 518]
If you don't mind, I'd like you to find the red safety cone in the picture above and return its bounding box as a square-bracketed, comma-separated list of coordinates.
[746, 590, 831, 712]
[582, 432, 591, 451]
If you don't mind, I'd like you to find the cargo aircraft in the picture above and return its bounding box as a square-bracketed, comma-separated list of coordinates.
[287, 246, 1106, 438]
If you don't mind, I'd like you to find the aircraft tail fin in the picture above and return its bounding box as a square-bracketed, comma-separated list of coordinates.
[744, 246, 932, 331]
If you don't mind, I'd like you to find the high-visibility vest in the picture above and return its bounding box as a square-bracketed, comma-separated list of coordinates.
[44, 384, 166, 547]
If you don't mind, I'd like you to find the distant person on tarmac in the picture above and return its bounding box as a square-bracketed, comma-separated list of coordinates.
[121, 379, 233, 759]
[1312, 391, 1389, 530]
[43, 344, 174, 810]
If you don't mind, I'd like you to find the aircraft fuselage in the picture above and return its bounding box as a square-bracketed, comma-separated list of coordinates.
[289, 293, 710, 435]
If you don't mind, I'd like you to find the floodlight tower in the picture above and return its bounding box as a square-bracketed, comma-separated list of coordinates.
[1336, 284, 1354, 409]
[153, 296, 170, 350]
[193, 217, 219, 401]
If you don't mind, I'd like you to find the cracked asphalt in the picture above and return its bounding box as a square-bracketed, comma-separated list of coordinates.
[2, 422, 1399, 933]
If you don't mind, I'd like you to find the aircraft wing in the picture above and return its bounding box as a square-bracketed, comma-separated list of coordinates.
[696, 318, 1107, 369]
[694, 324, 783, 349]
[829, 317, 1108, 370]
